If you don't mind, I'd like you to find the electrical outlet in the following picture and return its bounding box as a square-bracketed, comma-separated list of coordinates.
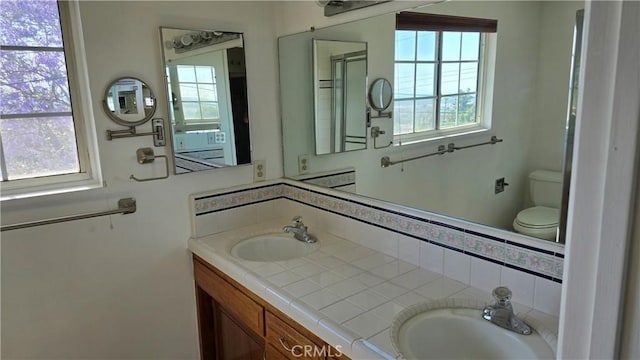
[254, 160, 266, 182]
[214, 131, 226, 143]
[495, 177, 509, 194]
[298, 154, 309, 174]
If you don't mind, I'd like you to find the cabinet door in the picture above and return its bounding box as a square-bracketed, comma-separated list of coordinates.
[266, 344, 290, 360]
[194, 259, 264, 335]
[214, 303, 264, 360]
[194, 258, 265, 360]
[195, 286, 216, 359]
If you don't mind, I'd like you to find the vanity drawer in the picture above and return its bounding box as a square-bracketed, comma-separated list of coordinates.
[266, 311, 323, 360]
[194, 258, 264, 336]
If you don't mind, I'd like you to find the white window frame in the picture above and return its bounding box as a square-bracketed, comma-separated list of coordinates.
[176, 64, 220, 126]
[168, 64, 222, 132]
[1, 1, 102, 201]
[393, 30, 497, 147]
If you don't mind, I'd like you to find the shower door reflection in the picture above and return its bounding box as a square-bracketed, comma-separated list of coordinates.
[313, 39, 367, 155]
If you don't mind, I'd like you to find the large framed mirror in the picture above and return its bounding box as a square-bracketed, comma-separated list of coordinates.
[280, 1, 584, 245]
[312, 39, 368, 155]
[159, 27, 251, 174]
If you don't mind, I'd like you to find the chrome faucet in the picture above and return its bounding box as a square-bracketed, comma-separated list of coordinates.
[283, 216, 317, 243]
[482, 286, 532, 335]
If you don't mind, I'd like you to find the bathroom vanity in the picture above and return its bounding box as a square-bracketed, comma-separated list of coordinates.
[193, 256, 347, 359]
[188, 208, 560, 359]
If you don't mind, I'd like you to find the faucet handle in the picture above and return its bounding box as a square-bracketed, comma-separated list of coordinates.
[492, 286, 512, 305]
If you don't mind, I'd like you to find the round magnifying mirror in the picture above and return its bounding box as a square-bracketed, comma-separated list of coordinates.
[103, 77, 156, 127]
[369, 78, 393, 111]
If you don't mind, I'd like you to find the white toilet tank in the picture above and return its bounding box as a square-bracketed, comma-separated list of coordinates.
[529, 170, 563, 208]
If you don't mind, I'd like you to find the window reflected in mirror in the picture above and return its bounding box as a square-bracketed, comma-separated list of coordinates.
[394, 12, 497, 145]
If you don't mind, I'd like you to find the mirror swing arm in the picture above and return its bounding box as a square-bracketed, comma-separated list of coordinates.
[106, 119, 166, 147]
[368, 108, 393, 149]
[368, 78, 393, 149]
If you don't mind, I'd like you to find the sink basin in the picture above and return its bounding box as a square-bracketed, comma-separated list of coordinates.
[391, 300, 555, 359]
[231, 233, 319, 262]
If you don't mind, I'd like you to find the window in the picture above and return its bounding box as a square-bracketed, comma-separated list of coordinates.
[0, 0, 101, 200]
[394, 12, 497, 144]
[173, 65, 220, 126]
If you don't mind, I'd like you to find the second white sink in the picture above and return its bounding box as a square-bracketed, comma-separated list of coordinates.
[391, 300, 555, 359]
[231, 233, 319, 262]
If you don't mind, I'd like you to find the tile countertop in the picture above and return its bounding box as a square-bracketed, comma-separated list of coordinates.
[187, 219, 559, 359]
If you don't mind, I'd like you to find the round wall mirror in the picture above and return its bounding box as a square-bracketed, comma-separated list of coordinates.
[103, 77, 156, 127]
[369, 78, 393, 111]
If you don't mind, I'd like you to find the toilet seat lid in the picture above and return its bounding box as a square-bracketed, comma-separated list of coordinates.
[516, 206, 559, 228]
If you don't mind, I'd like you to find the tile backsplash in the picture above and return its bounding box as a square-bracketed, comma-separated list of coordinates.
[190, 179, 564, 315]
[294, 168, 356, 193]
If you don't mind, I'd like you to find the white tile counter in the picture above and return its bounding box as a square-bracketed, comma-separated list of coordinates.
[188, 218, 559, 359]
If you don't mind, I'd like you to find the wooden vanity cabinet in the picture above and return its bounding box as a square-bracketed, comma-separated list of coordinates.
[193, 255, 350, 360]
[194, 257, 264, 359]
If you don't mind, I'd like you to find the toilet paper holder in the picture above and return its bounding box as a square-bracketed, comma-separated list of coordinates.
[130, 147, 169, 182]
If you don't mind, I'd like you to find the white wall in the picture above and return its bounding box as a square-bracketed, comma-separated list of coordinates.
[1, 1, 281, 358]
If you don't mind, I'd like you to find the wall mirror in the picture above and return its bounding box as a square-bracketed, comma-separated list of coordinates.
[280, 1, 584, 245]
[313, 39, 368, 155]
[369, 78, 392, 111]
[159, 27, 251, 174]
[103, 77, 156, 126]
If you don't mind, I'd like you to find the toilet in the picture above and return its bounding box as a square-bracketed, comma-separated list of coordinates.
[513, 170, 563, 241]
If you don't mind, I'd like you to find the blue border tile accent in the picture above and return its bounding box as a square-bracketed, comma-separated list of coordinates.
[193, 184, 283, 201]
[194, 183, 277, 201]
[431, 220, 465, 232]
[299, 170, 355, 181]
[333, 183, 357, 189]
[196, 197, 284, 216]
[505, 240, 556, 256]
[465, 229, 507, 243]
[192, 182, 564, 283]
